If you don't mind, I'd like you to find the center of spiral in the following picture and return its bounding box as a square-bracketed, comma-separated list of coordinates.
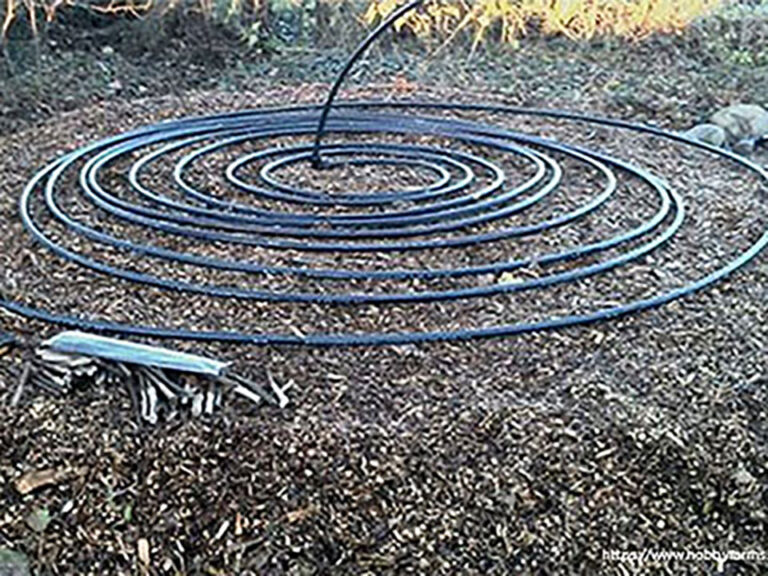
[266, 151, 447, 199]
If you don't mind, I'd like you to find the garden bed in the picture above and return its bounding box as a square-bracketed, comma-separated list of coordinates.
[0, 77, 766, 573]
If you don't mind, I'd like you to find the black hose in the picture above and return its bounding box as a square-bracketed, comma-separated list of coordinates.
[311, 0, 426, 168]
[2, 4, 767, 346]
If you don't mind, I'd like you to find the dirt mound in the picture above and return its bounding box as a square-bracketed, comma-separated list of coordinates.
[0, 87, 766, 574]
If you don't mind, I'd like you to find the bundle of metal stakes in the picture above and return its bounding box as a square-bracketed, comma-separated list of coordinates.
[9, 332, 290, 424]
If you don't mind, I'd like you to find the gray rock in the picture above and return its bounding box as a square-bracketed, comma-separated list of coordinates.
[0, 549, 30, 576]
[711, 103, 768, 143]
[683, 123, 727, 147]
[733, 138, 757, 156]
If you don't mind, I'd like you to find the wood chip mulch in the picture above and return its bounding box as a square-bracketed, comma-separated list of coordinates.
[0, 85, 766, 575]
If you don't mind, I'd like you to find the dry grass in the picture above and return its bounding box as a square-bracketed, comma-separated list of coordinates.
[1, 0, 265, 39]
[365, 0, 722, 49]
[2, 0, 722, 46]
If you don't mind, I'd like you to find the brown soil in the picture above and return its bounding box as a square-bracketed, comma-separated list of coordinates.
[0, 79, 766, 574]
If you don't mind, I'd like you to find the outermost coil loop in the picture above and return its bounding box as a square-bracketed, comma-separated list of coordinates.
[3, 1, 767, 346]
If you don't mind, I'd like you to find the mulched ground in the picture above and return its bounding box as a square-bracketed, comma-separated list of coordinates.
[0, 80, 766, 575]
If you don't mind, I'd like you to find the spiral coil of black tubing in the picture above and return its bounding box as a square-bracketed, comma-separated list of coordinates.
[4, 0, 768, 346]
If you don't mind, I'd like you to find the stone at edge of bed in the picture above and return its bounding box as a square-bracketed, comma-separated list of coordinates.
[683, 123, 727, 147]
[711, 103, 768, 144]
